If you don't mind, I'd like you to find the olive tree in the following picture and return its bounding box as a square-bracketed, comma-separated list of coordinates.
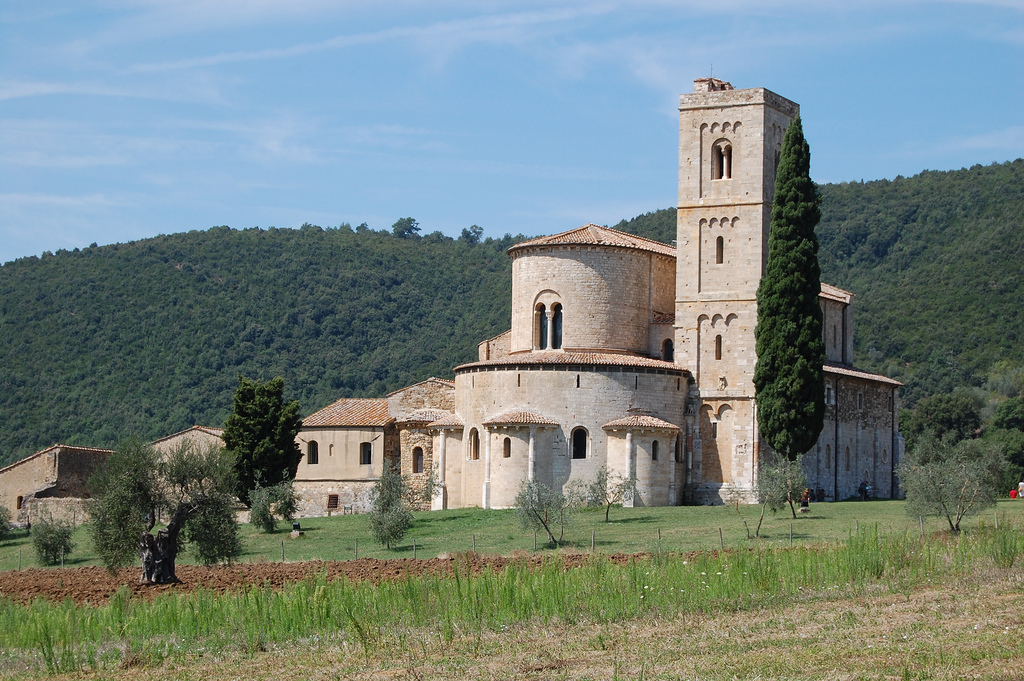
[367, 459, 413, 549]
[587, 466, 638, 522]
[89, 438, 242, 583]
[755, 455, 807, 537]
[515, 479, 582, 546]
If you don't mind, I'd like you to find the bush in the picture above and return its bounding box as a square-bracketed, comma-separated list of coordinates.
[249, 481, 299, 533]
[32, 516, 75, 565]
[0, 506, 11, 543]
[368, 460, 412, 549]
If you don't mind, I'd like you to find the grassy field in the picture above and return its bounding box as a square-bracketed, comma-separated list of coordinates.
[0, 520, 1023, 679]
[4, 499, 1023, 571]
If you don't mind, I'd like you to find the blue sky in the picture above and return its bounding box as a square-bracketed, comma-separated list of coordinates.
[1, 1, 1021, 264]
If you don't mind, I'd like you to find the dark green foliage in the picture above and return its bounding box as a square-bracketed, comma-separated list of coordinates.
[899, 436, 1003, 533]
[993, 397, 1024, 431]
[755, 456, 808, 534]
[0, 225, 515, 467]
[901, 392, 981, 451]
[367, 460, 412, 549]
[89, 438, 241, 577]
[391, 217, 420, 239]
[754, 117, 825, 460]
[0, 506, 13, 543]
[31, 516, 75, 565]
[514, 479, 580, 545]
[249, 481, 299, 533]
[586, 466, 637, 523]
[222, 376, 302, 506]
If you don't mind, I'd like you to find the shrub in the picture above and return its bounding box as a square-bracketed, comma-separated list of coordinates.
[368, 460, 412, 549]
[0, 506, 12, 543]
[249, 481, 299, 533]
[32, 516, 75, 565]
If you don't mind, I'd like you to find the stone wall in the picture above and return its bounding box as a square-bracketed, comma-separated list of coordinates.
[293, 480, 376, 516]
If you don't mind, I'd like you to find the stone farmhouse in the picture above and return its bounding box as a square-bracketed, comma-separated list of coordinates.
[291, 78, 904, 514]
[0, 444, 113, 524]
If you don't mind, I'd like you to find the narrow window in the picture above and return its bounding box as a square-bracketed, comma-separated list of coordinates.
[857, 393, 864, 410]
[571, 428, 588, 460]
[503, 437, 511, 458]
[715, 335, 723, 360]
[470, 428, 480, 460]
[724, 145, 732, 178]
[360, 442, 372, 465]
[825, 445, 831, 469]
[715, 236, 724, 264]
[537, 304, 548, 349]
[844, 446, 851, 472]
[16, 496, 23, 510]
[663, 339, 674, 362]
[517, 373, 521, 387]
[711, 422, 718, 439]
[327, 494, 340, 510]
[676, 377, 681, 391]
[307, 440, 319, 465]
[674, 437, 683, 463]
[413, 446, 424, 473]
[826, 385, 833, 405]
[712, 142, 733, 179]
[576, 374, 581, 388]
[634, 376, 638, 389]
[882, 447, 889, 464]
[551, 303, 563, 350]
[652, 440, 659, 461]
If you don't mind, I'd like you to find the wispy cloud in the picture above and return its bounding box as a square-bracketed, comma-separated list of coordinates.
[0, 192, 125, 209]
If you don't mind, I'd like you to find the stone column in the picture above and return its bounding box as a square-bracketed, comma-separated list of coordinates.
[528, 426, 537, 481]
[432, 430, 447, 511]
[482, 430, 492, 509]
[546, 311, 554, 350]
[668, 434, 677, 506]
[623, 430, 635, 508]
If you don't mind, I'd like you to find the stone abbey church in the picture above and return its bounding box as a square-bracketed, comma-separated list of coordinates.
[290, 78, 903, 515]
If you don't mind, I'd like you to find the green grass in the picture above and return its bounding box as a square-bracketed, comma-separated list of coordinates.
[2, 499, 1023, 570]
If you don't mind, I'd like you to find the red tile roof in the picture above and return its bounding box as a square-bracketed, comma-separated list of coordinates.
[428, 414, 465, 429]
[651, 312, 675, 324]
[482, 411, 559, 426]
[302, 398, 393, 427]
[456, 351, 689, 374]
[508, 224, 676, 258]
[602, 415, 680, 431]
[824, 362, 903, 386]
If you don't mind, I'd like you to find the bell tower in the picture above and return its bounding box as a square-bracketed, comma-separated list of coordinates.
[674, 78, 799, 502]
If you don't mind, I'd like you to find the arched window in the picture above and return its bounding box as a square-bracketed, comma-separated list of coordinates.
[674, 437, 683, 463]
[470, 429, 480, 460]
[503, 437, 511, 458]
[551, 303, 563, 349]
[663, 339, 674, 362]
[307, 440, 319, 465]
[651, 440, 659, 461]
[536, 304, 548, 349]
[882, 447, 889, 464]
[571, 428, 588, 459]
[413, 446, 424, 473]
[712, 142, 733, 180]
[715, 236, 724, 264]
[715, 335, 723, 360]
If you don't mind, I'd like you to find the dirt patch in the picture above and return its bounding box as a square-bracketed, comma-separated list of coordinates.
[0, 552, 649, 605]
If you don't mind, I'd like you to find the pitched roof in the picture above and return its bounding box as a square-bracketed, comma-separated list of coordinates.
[302, 398, 393, 427]
[0, 444, 113, 476]
[508, 224, 676, 259]
[819, 282, 853, 304]
[385, 377, 454, 397]
[456, 351, 689, 374]
[482, 411, 559, 427]
[428, 414, 465, 429]
[602, 415, 680, 431]
[824, 362, 903, 386]
[150, 425, 224, 446]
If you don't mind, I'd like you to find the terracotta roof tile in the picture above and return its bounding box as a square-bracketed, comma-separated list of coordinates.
[482, 411, 559, 426]
[509, 224, 676, 258]
[302, 398, 393, 427]
[651, 312, 675, 324]
[602, 415, 680, 431]
[428, 414, 465, 429]
[456, 351, 689, 374]
[824, 362, 903, 386]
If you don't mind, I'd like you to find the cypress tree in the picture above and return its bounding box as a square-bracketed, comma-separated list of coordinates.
[753, 117, 825, 461]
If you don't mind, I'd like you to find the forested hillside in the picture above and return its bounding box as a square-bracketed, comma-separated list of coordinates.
[1, 160, 1022, 466]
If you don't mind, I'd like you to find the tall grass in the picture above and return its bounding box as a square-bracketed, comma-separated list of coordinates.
[0, 526, 1015, 676]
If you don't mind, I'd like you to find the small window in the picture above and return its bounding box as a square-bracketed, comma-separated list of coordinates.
[652, 440, 659, 461]
[712, 142, 733, 180]
[503, 437, 511, 458]
[327, 494, 339, 510]
[571, 428, 588, 459]
[576, 374, 581, 388]
[715, 335, 723, 360]
[536, 303, 548, 349]
[551, 303, 563, 350]
[845, 446, 851, 472]
[825, 444, 832, 469]
[674, 437, 683, 463]
[470, 428, 480, 460]
[882, 447, 889, 464]
[16, 496, 23, 510]
[715, 236, 724, 264]
[413, 446, 424, 473]
[711, 422, 718, 439]
[663, 339, 674, 362]
[826, 385, 833, 405]
[857, 392, 864, 410]
[307, 440, 319, 465]
[360, 442, 372, 465]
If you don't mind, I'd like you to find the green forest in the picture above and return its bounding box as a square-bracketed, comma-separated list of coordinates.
[1, 160, 1022, 467]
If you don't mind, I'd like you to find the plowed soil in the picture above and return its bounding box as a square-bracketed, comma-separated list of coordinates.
[0, 552, 649, 605]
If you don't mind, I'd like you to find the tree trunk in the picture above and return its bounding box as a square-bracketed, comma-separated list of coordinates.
[139, 504, 189, 584]
[755, 501, 768, 538]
